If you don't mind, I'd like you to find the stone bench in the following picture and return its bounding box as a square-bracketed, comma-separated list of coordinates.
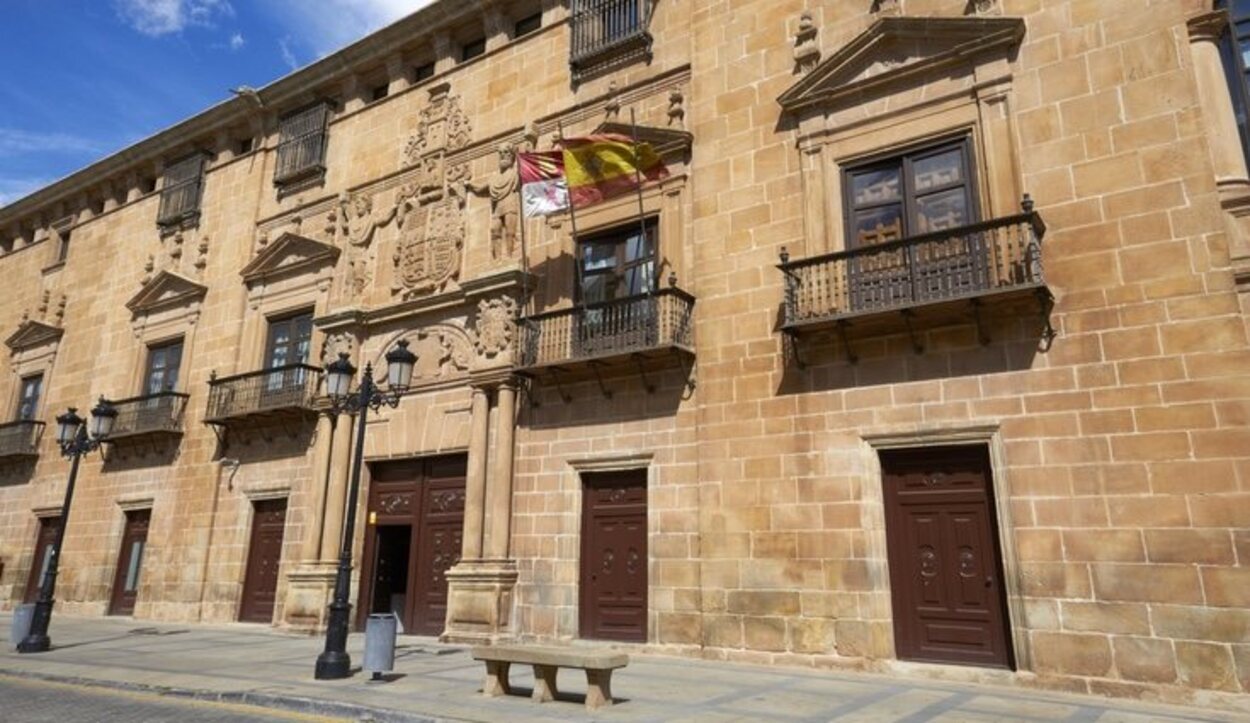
[471, 645, 629, 711]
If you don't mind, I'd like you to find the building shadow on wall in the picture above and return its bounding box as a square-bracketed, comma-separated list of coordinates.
[0, 459, 38, 487]
[102, 438, 182, 472]
[212, 418, 318, 464]
[522, 363, 690, 430]
[775, 304, 1053, 396]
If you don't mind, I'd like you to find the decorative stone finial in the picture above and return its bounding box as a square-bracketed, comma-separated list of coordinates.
[779, 246, 790, 264]
[793, 10, 820, 75]
[1021, 194, 1035, 214]
[965, 0, 997, 15]
[871, 0, 900, 15]
[604, 80, 621, 121]
[668, 88, 686, 128]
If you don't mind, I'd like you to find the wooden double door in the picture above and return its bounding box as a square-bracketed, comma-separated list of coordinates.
[358, 455, 466, 636]
[240, 499, 288, 623]
[580, 470, 648, 642]
[108, 510, 151, 616]
[881, 445, 1014, 669]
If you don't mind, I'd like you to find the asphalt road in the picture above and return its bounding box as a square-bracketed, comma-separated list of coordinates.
[0, 674, 346, 722]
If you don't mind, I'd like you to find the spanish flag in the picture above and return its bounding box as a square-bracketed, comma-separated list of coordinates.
[561, 134, 669, 209]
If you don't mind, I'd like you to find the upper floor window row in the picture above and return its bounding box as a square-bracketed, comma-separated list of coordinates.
[1218, 1, 1250, 171]
[570, 0, 652, 79]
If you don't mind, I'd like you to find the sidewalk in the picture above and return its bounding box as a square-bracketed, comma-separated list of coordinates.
[0, 615, 1242, 722]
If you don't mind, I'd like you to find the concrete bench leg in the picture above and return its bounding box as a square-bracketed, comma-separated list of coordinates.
[532, 664, 558, 702]
[483, 661, 511, 697]
[585, 669, 613, 710]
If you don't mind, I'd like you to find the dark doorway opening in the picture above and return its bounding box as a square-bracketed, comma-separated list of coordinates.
[239, 498, 287, 623]
[24, 516, 61, 604]
[369, 525, 412, 630]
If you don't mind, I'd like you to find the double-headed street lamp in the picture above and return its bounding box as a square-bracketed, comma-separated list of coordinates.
[315, 340, 416, 680]
[18, 398, 117, 654]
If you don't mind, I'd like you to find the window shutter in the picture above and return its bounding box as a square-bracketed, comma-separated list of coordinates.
[157, 153, 207, 226]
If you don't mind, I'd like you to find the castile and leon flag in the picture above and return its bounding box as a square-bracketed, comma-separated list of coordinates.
[518, 134, 669, 218]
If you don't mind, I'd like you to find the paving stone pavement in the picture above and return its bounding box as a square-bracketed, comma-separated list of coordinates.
[0, 615, 1243, 723]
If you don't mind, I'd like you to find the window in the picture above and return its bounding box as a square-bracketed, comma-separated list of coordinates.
[237, 137, 254, 155]
[53, 226, 71, 263]
[414, 62, 435, 82]
[265, 311, 314, 369]
[371, 83, 390, 102]
[1218, 1, 1250, 169]
[843, 139, 976, 248]
[157, 153, 207, 227]
[461, 37, 486, 62]
[139, 176, 157, 194]
[144, 339, 184, 394]
[16, 374, 42, 421]
[577, 219, 657, 305]
[275, 103, 331, 185]
[515, 12, 542, 38]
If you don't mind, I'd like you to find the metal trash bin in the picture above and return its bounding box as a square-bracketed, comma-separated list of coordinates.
[10, 604, 35, 649]
[363, 613, 398, 680]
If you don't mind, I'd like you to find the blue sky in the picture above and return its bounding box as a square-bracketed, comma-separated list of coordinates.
[0, 0, 433, 207]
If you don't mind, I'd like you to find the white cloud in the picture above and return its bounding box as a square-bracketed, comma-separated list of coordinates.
[115, 0, 235, 37]
[229, 32, 245, 50]
[278, 37, 299, 71]
[0, 129, 105, 157]
[262, 1, 434, 57]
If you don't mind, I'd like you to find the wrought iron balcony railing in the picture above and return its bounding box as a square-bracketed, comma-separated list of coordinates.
[520, 287, 694, 369]
[107, 391, 190, 440]
[0, 420, 44, 459]
[204, 364, 322, 424]
[570, 0, 652, 76]
[779, 210, 1047, 332]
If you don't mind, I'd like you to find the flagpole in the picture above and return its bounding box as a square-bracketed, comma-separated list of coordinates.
[629, 109, 652, 295]
[557, 121, 586, 303]
[515, 145, 530, 318]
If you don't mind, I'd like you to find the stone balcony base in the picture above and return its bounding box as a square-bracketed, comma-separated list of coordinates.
[442, 558, 518, 645]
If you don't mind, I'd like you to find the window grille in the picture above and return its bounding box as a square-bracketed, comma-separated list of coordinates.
[275, 102, 331, 185]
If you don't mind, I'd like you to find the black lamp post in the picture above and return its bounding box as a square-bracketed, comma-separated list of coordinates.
[314, 340, 416, 680]
[18, 398, 117, 654]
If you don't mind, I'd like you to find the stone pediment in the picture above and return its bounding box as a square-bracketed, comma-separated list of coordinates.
[240, 232, 340, 286]
[777, 16, 1025, 113]
[125, 270, 208, 315]
[594, 121, 694, 160]
[5, 319, 63, 352]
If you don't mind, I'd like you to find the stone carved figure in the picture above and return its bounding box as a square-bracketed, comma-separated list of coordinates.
[337, 191, 399, 296]
[377, 325, 472, 386]
[403, 84, 472, 167]
[471, 296, 517, 358]
[466, 144, 520, 261]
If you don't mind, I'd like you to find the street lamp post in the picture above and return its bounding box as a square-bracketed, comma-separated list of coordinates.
[18, 398, 117, 654]
[314, 340, 415, 680]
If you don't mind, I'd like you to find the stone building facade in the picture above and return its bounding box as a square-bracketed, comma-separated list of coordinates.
[0, 0, 1248, 711]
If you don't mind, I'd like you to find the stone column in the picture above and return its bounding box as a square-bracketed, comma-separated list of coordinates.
[1189, 12, 1250, 201]
[485, 380, 518, 559]
[462, 386, 491, 559]
[319, 414, 356, 562]
[281, 413, 345, 632]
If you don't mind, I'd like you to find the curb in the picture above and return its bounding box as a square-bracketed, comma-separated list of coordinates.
[0, 668, 452, 723]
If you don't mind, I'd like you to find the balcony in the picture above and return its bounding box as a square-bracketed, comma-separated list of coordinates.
[106, 391, 190, 443]
[204, 364, 322, 428]
[778, 207, 1052, 358]
[0, 420, 44, 461]
[570, 0, 652, 80]
[520, 288, 694, 383]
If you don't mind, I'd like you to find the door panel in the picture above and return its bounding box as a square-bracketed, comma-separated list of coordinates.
[882, 446, 1013, 669]
[239, 499, 287, 623]
[360, 455, 465, 636]
[24, 517, 60, 604]
[580, 470, 648, 642]
[108, 510, 151, 616]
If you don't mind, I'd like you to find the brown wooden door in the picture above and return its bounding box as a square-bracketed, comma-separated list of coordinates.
[881, 445, 1013, 669]
[411, 476, 464, 635]
[24, 517, 60, 604]
[108, 510, 151, 616]
[239, 499, 287, 623]
[580, 470, 647, 642]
